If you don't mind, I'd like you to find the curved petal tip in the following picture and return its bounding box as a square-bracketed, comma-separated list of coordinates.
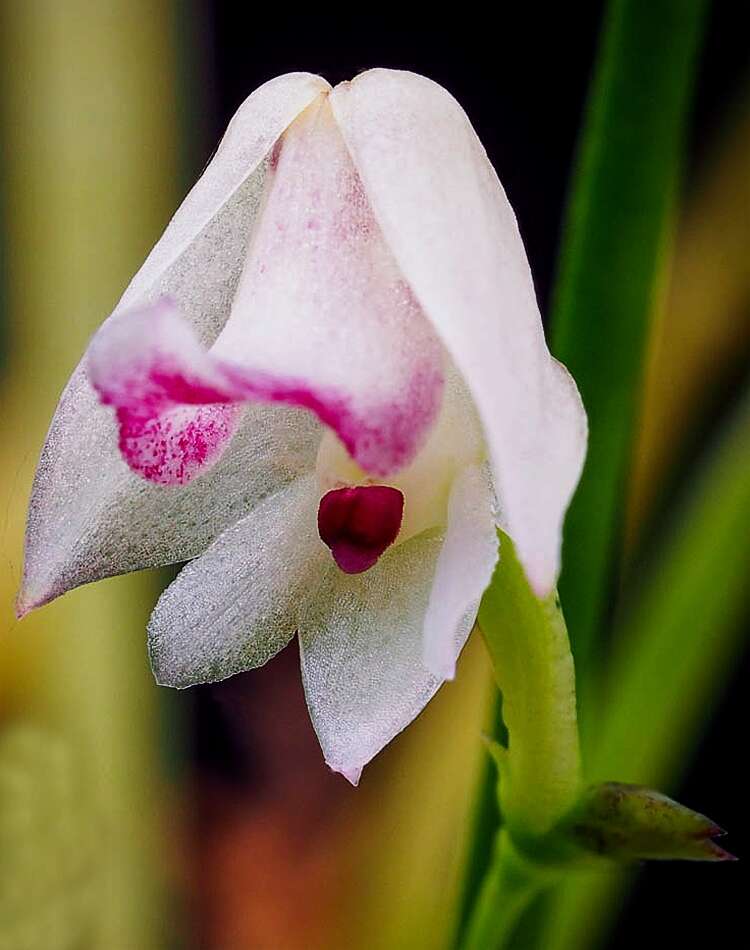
[16, 578, 58, 619]
[331, 762, 363, 786]
[14, 596, 32, 621]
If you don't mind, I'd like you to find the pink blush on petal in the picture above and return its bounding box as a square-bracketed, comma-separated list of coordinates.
[90, 299, 444, 488]
[317, 485, 404, 574]
[222, 362, 443, 477]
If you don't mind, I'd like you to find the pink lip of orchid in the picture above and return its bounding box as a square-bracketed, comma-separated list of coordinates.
[17, 70, 587, 784]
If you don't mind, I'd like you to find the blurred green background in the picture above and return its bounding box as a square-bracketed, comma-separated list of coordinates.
[1, 3, 747, 948]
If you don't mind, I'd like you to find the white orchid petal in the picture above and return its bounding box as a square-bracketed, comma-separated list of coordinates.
[300, 530, 475, 782]
[330, 69, 587, 594]
[211, 96, 445, 476]
[422, 465, 499, 680]
[118, 73, 331, 335]
[19, 73, 327, 613]
[149, 475, 326, 688]
[18, 394, 320, 615]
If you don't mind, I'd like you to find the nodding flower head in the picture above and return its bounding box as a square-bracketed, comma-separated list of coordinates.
[18, 70, 587, 783]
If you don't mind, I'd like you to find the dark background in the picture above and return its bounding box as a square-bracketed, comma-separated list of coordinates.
[186, 4, 748, 948]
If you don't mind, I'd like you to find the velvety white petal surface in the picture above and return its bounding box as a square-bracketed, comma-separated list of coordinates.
[212, 96, 445, 476]
[149, 475, 327, 688]
[19, 73, 328, 612]
[299, 530, 475, 784]
[118, 73, 331, 335]
[422, 465, 499, 680]
[18, 401, 321, 615]
[330, 69, 587, 594]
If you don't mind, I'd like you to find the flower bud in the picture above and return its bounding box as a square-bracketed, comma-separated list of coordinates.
[564, 782, 735, 863]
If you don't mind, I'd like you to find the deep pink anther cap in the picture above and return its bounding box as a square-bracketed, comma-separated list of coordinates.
[317, 485, 404, 574]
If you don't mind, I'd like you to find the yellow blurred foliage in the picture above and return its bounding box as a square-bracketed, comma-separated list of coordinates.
[0, 4, 183, 948]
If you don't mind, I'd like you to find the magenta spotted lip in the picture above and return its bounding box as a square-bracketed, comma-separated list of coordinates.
[317, 485, 404, 574]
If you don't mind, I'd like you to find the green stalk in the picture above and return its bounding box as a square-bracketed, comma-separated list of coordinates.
[479, 534, 580, 836]
[457, 533, 581, 949]
[551, 0, 707, 684]
[461, 832, 546, 950]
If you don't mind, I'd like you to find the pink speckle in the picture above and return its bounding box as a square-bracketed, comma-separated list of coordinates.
[317, 485, 404, 574]
[117, 404, 238, 485]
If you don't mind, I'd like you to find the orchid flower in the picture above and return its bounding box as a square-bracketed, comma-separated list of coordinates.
[18, 70, 586, 783]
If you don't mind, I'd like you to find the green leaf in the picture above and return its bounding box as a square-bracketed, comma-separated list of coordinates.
[452, 695, 504, 943]
[541, 387, 750, 950]
[550, 0, 708, 683]
[455, 0, 708, 940]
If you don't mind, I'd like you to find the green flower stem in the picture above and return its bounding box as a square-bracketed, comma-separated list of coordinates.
[479, 532, 581, 836]
[461, 831, 547, 950]
[458, 532, 581, 949]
